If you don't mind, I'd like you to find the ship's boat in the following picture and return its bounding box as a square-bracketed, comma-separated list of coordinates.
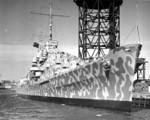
[16, 0, 142, 112]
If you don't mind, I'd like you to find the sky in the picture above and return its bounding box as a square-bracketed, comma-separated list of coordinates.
[0, 0, 150, 81]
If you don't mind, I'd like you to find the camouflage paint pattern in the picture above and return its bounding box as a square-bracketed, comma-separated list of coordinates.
[17, 44, 141, 102]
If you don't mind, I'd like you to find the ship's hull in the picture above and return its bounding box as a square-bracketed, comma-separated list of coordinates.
[0, 86, 11, 90]
[18, 94, 131, 111]
[0, 87, 8, 90]
[16, 44, 142, 112]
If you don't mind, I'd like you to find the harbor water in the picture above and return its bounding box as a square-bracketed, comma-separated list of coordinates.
[0, 90, 149, 120]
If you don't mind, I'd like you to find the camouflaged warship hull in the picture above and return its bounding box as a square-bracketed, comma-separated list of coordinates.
[17, 44, 142, 112]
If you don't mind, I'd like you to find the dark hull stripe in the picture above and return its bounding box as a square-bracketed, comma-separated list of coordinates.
[18, 94, 131, 112]
[0, 88, 9, 90]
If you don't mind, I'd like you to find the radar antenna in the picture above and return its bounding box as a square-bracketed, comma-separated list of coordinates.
[30, 2, 69, 41]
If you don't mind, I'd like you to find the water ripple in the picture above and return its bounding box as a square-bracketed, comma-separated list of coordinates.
[0, 90, 149, 120]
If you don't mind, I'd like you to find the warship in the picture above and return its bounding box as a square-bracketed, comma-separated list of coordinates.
[16, 0, 143, 112]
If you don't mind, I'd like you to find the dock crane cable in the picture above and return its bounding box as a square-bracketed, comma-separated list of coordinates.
[136, 1, 141, 44]
[122, 25, 136, 45]
[122, 1, 141, 45]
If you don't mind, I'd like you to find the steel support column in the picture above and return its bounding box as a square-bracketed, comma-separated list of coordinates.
[75, 0, 122, 60]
